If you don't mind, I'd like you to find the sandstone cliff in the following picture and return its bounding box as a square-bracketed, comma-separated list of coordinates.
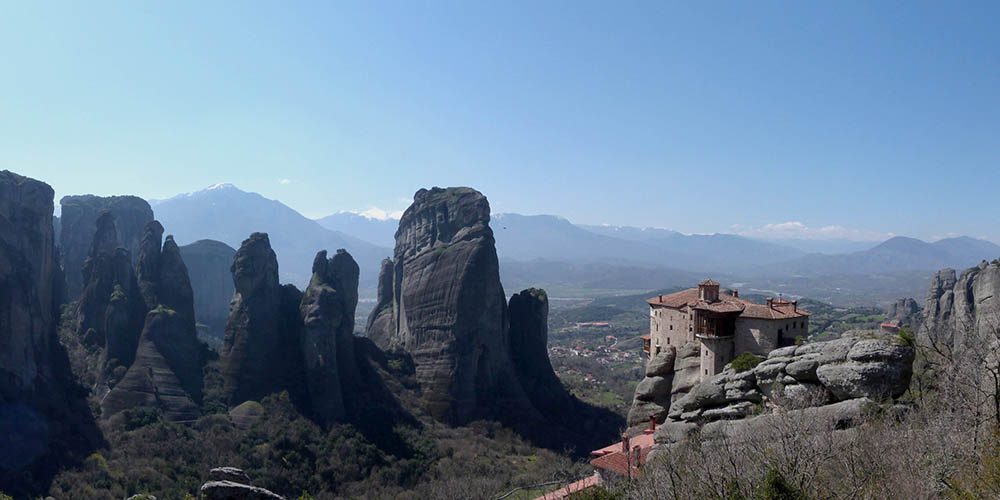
[364, 258, 395, 349]
[508, 288, 575, 417]
[59, 195, 153, 299]
[922, 261, 1000, 349]
[179, 239, 237, 341]
[221, 233, 305, 407]
[381, 187, 534, 424]
[100, 221, 206, 420]
[0, 171, 100, 494]
[651, 330, 915, 456]
[298, 249, 362, 423]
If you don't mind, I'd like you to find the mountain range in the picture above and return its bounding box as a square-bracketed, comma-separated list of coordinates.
[148, 184, 1000, 301]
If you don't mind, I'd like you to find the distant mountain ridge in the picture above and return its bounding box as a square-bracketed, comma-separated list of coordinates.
[773, 236, 1000, 276]
[315, 212, 398, 248]
[151, 185, 391, 289]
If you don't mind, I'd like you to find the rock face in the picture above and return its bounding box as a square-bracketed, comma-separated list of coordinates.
[75, 212, 147, 377]
[0, 171, 61, 395]
[886, 297, 921, 328]
[221, 233, 305, 407]
[100, 308, 203, 421]
[662, 331, 913, 426]
[627, 347, 677, 426]
[0, 171, 100, 494]
[59, 195, 153, 299]
[199, 467, 284, 500]
[298, 249, 362, 423]
[100, 223, 206, 420]
[376, 187, 536, 424]
[365, 258, 395, 349]
[922, 261, 1000, 349]
[179, 239, 236, 341]
[508, 288, 575, 417]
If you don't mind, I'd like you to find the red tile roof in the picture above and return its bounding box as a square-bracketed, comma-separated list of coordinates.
[648, 287, 809, 320]
[589, 432, 656, 478]
[535, 474, 601, 500]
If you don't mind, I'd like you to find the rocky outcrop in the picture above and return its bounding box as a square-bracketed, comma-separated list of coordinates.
[662, 331, 913, 426]
[0, 171, 100, 494]
[364, 258, 395, 349]
[221, 233, 304, 407]
[627, 347, 677, 426]
[100, 308, 204, 421]
[75, 212, 147, 377]
[179, 239, 236, 341]
[298, 249, 362, 423]
[59, 195, 153, 299]
[886, 297, 921, 328]
[922, 261, 1000, 349]
[199, 467, 284, 500]
[0, 170, 61, 395]
[377, 187, 536, 424]
[99, 220, 206, 420]
[508, 288, 575, 417]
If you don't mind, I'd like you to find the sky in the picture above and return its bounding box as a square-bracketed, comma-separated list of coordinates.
[1, 1, 998, 242]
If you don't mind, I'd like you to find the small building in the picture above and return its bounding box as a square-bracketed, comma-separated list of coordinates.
[646, 280, 810, 379]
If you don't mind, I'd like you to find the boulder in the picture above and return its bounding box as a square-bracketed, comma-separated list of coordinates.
[816, 361, 911, 401]
[645, 348, 676, 377]
[199, 480, 284, 500]
[784, 358, 820, 382]
[209, 467, 252, 484]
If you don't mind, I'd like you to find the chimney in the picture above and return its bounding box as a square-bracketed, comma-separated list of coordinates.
[733, 289, 739, 298]
[621, 433, 631, 454]
[793, 300, 798, 312]
[646, 416, 657, 434]
[767, 298, 774, 308]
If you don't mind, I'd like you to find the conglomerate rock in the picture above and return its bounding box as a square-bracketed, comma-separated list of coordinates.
[179, 239, 236, 340]
[508, 288, 575, 417]
[364, 258, 395, 349]
[380, 187, 533, 424]
[221, 233, 304, 407]
[298, 249, 362, 423]
[922, 261, 1000, 350]
[663, 330, 913, 426]
[59, 194, 153, 299]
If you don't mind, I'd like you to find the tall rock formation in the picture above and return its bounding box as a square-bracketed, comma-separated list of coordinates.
[922, 260, 1000, 349]
[886, 297, 921, 328]
[75, 212, 147, 376]
[59, 195, 153, 299]
[365, 258, 395, 349]
[221, 233, 304, 407]
[381, 187, 536, 424]
[507, 288, 574, 416]
[96, 219, 206, 420]
[179, 239, 237, 341]
[0, 171, 99, 494]
[299, 250, 362, 423]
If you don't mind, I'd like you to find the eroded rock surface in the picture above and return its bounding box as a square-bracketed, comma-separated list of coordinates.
[364, 258, 395, 349]
[382, 187, 530, 423]
[179, 239, 236, 341]
[922, 261, 1000, 349]
[221, 233, 304, 406]
[59, 194, 153, 298]
[299, 249, 362, 423]
[508, 288, 574, 417]
[665, 331, 913, 426]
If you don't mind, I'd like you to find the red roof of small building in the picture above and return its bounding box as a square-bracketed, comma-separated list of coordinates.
[589, 432, 656, 478]
[648, 287, 809, 320]
[535, 474, 601, 500]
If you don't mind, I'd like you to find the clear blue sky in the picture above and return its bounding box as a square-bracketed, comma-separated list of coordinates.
[2, 1, 998, 242]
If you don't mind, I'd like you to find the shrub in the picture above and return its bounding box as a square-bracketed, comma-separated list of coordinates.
[731, 353, 764, 373]
[755, 469, 807, 500]
[898, 327, 915, 347]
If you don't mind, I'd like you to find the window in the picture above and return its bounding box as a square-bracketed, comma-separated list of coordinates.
[667, 338, 670, 344]
[778, 328, 783, 336]
[704, 369, 708, 375]
[670, 325, 673, 331]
